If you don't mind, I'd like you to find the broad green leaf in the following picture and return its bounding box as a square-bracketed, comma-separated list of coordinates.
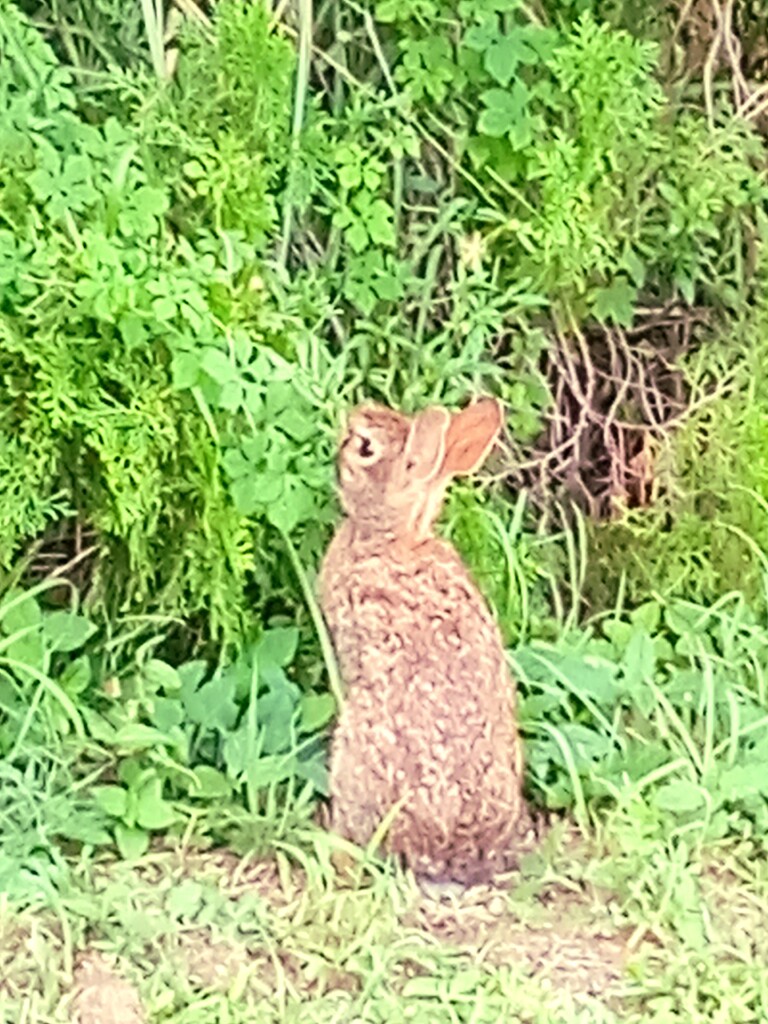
[222, 447, 251, 480]
[246, 754, 297, 790]
[296, 755, 329, 795]
[43, 612, 97, 652]
[201, 346, 236, 384]
[241, 435, 267, 463]
[655, 780, 707, 814]
[171, 351, 200, 389]
[93, 784, 128, 819]
[0, 591, 42, 633]
[218, 380, 244, 411]
[115, 823, 149, 860]
[231, 476, 261, 515]
[136, 777, 177, 830]
[143, 658, 181, 693]
[259, 685, 298, 755]
[177, 659, 207, 689]
[630, 601, 661, 633]
[151, 295, 177, 321]
[485, 33, 536, 86]
[346, 219, 368, 253]
[189, 766, 232, 799]
[118, 313, 146, 348]
[621, 629, 656, 693]
[366, 198, 396, 248]
[664, 601, 704, 637]
[275, 406, 317, 443]
[60, 655, 91, 695]
[150, 697, 184, 732]
[183, 674, 238, 732]
[222, 723, 253, 778]
[592, 276, 637, 328]
[463, 21, 497, 52]
[716, 763, 768, 801]
[258, 627, 299, 668]
[265, 380, 296, 417]
[299, 692, 336, 732]
[478, 84, 529, 139]
[113, 723, 173, 750]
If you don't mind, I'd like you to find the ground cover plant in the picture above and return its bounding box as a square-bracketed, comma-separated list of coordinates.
[2, 0, 768, 1020]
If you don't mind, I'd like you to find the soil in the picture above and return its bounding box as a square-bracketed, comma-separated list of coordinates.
[71, 951, 145, 1024]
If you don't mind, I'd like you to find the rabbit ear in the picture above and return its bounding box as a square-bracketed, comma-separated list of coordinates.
[441, 399, 503, 476]
[402, 407, 451, 483]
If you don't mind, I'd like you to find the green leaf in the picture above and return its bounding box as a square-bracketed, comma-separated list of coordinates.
[93, 784, 128, 819]
[621, 629, 656, 693]
[1, 591, 42, 634]
[150, 697, 184, 732]
[258, 627, 299, 668]
[115, 823, 149, 860]
[655, 780, 707, 814]
[113, 723, 173, 750]
[223, 723, 252, 778]
[60, 655, 91, 695]
[222, 447, 251, 480]
[485, 33, 536, 86]
[463, 21, 498, 52]
[177, 660, 207, 689]
[171, 351, 200, 389]
[166, 879, 204, 919]
[143, 658, 181, 693]
[189, 766, 232, 799]
[183, 674, 239, 732]
[275, 405, 316, 443]
[42, 611, 97, 652]
[366, 199, 396, 248]
[478, 83, 530, 148]
[346, 219, 369, 253]
[231, 476, 261, 515]
[136, 777, 177, 830]
[242, 435, 267, 463]
[265, 380, 297, 417]
[218, 380, 244, 411]
[716, 763, 768, 802]
[592, 276, 637, 328]
[630, 601, 661, 633]
[152, 296, 177, 322]
[201, 347, 236, 384]
[118, 313, 146, 348]
[299, 692, 336, 732]
[246, 754, 297, 790]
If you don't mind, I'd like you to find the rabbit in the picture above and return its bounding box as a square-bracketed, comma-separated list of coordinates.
[318, 397, 526, 886]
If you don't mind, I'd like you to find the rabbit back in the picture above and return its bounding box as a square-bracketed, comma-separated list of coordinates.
[320, 524, 524, 884]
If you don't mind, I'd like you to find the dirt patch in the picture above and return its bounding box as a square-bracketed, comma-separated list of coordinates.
[74, 837, 631, 1006]
[71, 951, 145, 1024]
[405, 875, 629, 998]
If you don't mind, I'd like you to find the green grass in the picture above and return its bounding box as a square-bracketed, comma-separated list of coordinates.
[2, 819, 767, 1022]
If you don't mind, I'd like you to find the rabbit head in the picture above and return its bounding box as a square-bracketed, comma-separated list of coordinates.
[337, 398, 503, 540]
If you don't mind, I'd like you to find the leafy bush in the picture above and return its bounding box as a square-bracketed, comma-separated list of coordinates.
[516, 593, 768, 838]
[0, 3, 335, 638]
[378, 4, 765, 319]
[0, 581, 333, 860]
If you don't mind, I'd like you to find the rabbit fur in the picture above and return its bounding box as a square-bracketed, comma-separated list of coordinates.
[318, 398, 525, 885]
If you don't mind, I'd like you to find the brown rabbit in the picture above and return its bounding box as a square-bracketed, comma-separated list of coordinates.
[318, 398, 525, 885]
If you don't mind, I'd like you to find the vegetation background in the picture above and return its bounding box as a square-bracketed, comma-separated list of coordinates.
[2, 0, 768, 1019]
